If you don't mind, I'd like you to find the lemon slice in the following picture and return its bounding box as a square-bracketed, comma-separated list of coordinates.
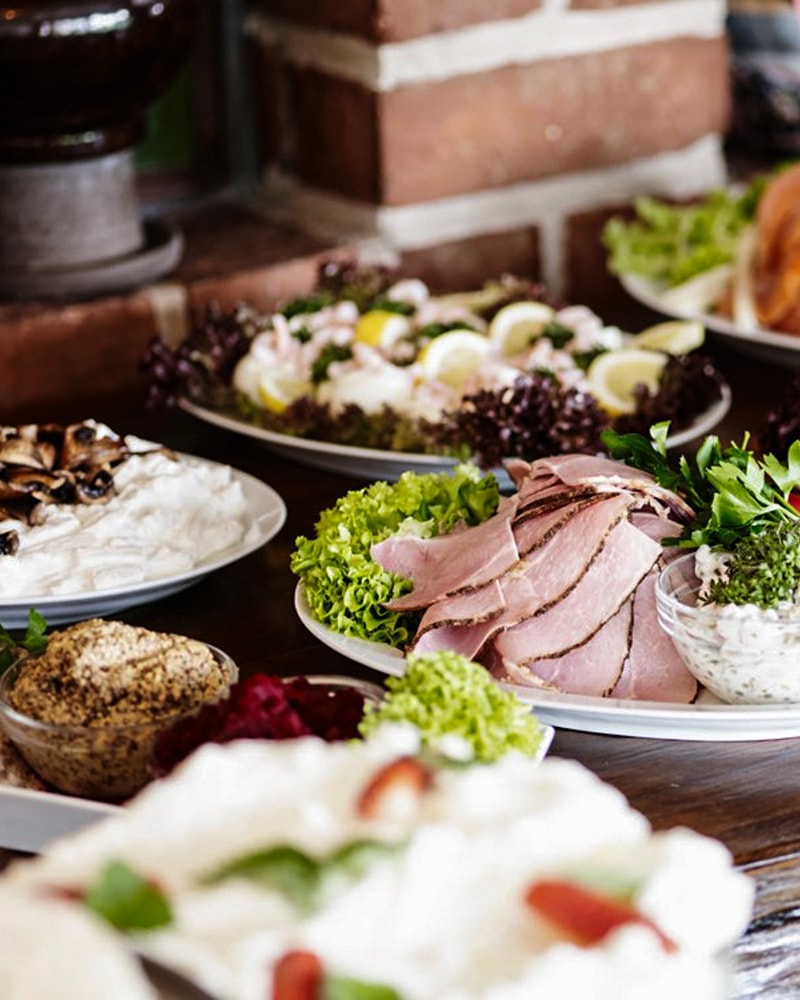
[633, 319, 705, 354]
[488, 301, 555, 355]
[354, 310, 413, 349]
[257, 369, 312, 414]
[587, 348, 667, 416]
[418, 330, 490, 388]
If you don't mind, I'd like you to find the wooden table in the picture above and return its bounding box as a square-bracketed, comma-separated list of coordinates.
[1, 336, 799, 995]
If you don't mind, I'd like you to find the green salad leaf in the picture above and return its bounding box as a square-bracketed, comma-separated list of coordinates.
[359, 650, 546, 763]
[291, 466, 500, 647]
[202, 839, 401, 912]
[602, 180, 763, 288]
[83, 860, 172, 932]
[0, 608, 48, 674]
[602, 425, 800, 551]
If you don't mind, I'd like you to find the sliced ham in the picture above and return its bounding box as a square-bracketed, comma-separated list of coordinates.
[376, 449, 697, 703]
[610, 569, 698, 703]
[513, 494, 605, 556]
[499, 599, 632, 697]
[414, 580, 506, 641]
[494, 518, 661, 665]
[412, 494, 631, 658]
[373, 497, 520, 612]
[630, 511, 685, 543]
[412, 615, 500, 661]
[531, 454, 694, 522]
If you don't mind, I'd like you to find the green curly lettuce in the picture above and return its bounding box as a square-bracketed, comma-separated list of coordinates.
[291, 465, 499, 647]
[603, 180, 763, 288]
[359, 650, 546, 763]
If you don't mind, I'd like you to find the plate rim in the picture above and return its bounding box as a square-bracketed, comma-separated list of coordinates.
[180, 383, 732, 474]
[0, 454, 287, 622]
[620, 273, 800, 356]
[294, 583, 800, 741]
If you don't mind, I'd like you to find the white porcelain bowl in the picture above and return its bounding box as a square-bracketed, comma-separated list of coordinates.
[655, 552, 800, 704]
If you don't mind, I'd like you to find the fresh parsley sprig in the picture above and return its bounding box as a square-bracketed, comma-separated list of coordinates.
[601, 423, 800, 550]
[0, 608, 48, 674]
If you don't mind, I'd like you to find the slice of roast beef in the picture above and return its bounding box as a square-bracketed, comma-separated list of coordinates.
[494, 518, 661, 665]
[499, 598, 632, 696]
[610, 568, 699, 703]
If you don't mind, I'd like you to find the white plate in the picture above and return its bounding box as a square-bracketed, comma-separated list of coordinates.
[621, 273, 800, 368]
[0, 783, 119, 852]
[0, 460, 287, 629]
[181, 387, 731, 487]
[295, 584, 800, 741]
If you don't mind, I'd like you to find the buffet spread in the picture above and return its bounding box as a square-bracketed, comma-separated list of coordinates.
[4, 185, 800, 997]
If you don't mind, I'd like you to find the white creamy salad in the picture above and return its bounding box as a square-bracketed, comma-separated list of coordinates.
[3, 726, 753, 1000]
[0, 443, 258, 598]
[675, 546, 800, 702]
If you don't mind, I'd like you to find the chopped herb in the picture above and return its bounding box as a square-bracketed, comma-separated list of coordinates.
[292, 326, 313, 344]
[540, 320, 575, 349]
[416, 320, 480, 342]
[311, 344, 353, 384]
[703, 521, 800, 608]
[281, 293, 336, 320]
[83, 860, 172, 932]
[572, 347, 608, 372]
[370, 299, 415, 316]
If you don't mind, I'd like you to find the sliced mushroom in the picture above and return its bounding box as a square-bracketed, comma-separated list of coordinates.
[61, 422, 128, 470]
[75, 466, 115, 503]
[0, 437, 50, 469]
[0, 530, 19, 556]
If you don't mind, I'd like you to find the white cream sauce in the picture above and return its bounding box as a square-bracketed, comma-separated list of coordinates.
[0, 448, 258, 598]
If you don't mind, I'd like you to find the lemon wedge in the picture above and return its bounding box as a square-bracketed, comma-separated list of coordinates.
[354, 310, 413, 349]
[488, 301, 555, 355]
[587, 348, 668, 416]
[418, 330, 491, 388]
[257, 369, 312, 414]
[633, 319, 705, 354]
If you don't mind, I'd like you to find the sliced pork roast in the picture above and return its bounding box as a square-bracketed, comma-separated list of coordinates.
[371, 454, 698, 703]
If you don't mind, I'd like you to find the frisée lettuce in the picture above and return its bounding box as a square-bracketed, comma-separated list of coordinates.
[359, 650, 546, 763]
[291, 466, 499, 648]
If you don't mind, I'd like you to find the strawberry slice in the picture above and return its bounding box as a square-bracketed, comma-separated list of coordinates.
[525, 879, 676, 953]
[789, 491, 800, 514]
[272, 949, 323, 1000]
[356, 755, 433, 819]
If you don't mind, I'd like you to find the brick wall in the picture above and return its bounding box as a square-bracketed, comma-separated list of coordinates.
[247, 0, 731, 304]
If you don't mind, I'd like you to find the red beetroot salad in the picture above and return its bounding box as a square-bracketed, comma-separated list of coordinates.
[152, 674, 369, 776]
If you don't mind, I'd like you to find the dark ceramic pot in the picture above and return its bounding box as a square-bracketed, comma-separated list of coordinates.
[0, 0, 198, 163]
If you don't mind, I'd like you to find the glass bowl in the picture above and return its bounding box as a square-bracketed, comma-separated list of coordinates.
[0, 644, 238, 802]
[655, 553, 800, 704]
